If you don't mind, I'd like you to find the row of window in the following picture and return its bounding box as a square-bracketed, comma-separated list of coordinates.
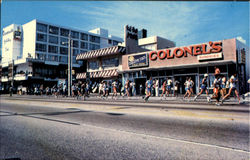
[88, 58, 119, 70]
[37, 23, 100, 42]
[36, 43, 91, 54]
[36, 33, 98, 50]
[35, 53, 77, 63]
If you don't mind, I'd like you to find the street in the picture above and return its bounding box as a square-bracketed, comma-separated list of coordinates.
[0, 96, 249, 160]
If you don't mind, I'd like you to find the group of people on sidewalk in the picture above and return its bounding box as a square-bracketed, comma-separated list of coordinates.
[143, 67, 241, 105]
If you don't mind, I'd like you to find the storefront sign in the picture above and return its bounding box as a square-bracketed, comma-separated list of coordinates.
[197, 52, 223, 61]
[128, 53, 148, 68]
[149, 41, 222, 61]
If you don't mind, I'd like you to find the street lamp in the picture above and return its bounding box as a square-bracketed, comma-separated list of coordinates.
[62, 33, 73, 97]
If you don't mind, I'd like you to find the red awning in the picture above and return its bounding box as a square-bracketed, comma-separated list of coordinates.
[76, 69, 119, 79]
[76, 46, 125, 60]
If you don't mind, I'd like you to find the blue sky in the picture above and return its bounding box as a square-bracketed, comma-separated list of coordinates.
[1, 1, 249, 47]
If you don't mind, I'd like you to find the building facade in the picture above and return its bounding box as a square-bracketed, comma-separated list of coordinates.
[0, 19, 122, 93]
[76, 25, 176, 86]
[121, 38, 249, 95]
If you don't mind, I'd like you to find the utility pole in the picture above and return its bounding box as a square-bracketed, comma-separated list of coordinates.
[68, 33, 73, 97]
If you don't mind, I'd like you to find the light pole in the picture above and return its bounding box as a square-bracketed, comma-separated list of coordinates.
[68, 34, 73, 97]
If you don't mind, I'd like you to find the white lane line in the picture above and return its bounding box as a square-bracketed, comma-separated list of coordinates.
[80, 123, 250, 154]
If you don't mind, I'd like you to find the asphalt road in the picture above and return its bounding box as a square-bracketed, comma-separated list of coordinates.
[0, 97, 249, 160]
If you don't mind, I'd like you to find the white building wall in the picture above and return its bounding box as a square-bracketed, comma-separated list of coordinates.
[22, 20, 37, 59]
[2, 24, 22, 63]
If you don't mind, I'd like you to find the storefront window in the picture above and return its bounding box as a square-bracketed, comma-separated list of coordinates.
[89, 61, 99, 70]
[228, 64, 236, 75]
[199, 67, 207, 74]
[102, 58, 119, 68]
[159, 70, 166, 76]
[49, 26, 59, 35]
[208, 66, 215, 74]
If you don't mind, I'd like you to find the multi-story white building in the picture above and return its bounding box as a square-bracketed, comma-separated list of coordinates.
[0, 19, 123, 93]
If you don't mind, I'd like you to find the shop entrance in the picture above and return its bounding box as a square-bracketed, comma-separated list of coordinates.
[174, 75, 196, 95]
[135, 78, 146, 95]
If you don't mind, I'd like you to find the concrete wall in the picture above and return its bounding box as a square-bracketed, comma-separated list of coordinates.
[22, 20, 36, 59]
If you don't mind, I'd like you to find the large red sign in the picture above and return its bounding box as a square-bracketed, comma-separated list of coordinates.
[149, 41, 222, 61]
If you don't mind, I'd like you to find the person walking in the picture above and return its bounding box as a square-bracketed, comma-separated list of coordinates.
[112, 80, 118, 100]
[124, 80, 130, 97]
[160, 79, 167, 99]
[183, 77, 191, 100]
[166, 78, 172, 97]
[211, 75, 222, 106]
[222, 74, 241, 104]
[194, 74, 210, 102]
[144, 77, 153, 102]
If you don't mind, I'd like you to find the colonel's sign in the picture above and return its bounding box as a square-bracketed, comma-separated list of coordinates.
[149, 41, 222, 61]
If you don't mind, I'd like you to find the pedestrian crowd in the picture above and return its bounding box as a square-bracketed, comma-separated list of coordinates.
[15, 66, 242, 105]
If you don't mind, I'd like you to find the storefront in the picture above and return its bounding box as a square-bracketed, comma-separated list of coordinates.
[121, 38, 249, 95]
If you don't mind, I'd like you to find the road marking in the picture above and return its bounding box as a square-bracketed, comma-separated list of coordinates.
[79, 123, 250, 154]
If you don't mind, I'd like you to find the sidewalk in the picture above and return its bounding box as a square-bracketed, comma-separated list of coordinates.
[1, 93, 249, 105]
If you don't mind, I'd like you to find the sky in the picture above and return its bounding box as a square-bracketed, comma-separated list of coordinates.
[1, 1, 249, 47]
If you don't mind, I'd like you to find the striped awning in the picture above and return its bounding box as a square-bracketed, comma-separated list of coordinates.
[76, 45, 125, 60]
[76, 69, 119, 79]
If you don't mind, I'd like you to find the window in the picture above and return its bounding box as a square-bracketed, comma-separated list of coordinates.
[113, 41, 119, 45]
[73, 40, 79, 48]
[89, 43, 100, 50]
[36, 53, 46, 60]
[36, 33, 47, 42]
[80, 50, 87, 53]
[73, 49, 79, 56]
[199, 67, 207, 74]
[60, 28, 69, 37]
[89, 35, 100, 43]
[49, 35, 58, 44]
[80, 42, 88, 49]
[89, 61, 99, 70]
[71, 31, 79, 39]
[108, 39, 112, 44]
[48, 45, 58, 53]
[49, 26, 59, 35]
[48, 55, 58, 61]
[36, 43, 47, 52]
[60, 37, 68, 46]
[102, 58, 119, 68]
[37, 23, 47, 33]
[59, 56, 67, 63]
[80, 33, 88, 41]
[60, 47, 68, 55]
